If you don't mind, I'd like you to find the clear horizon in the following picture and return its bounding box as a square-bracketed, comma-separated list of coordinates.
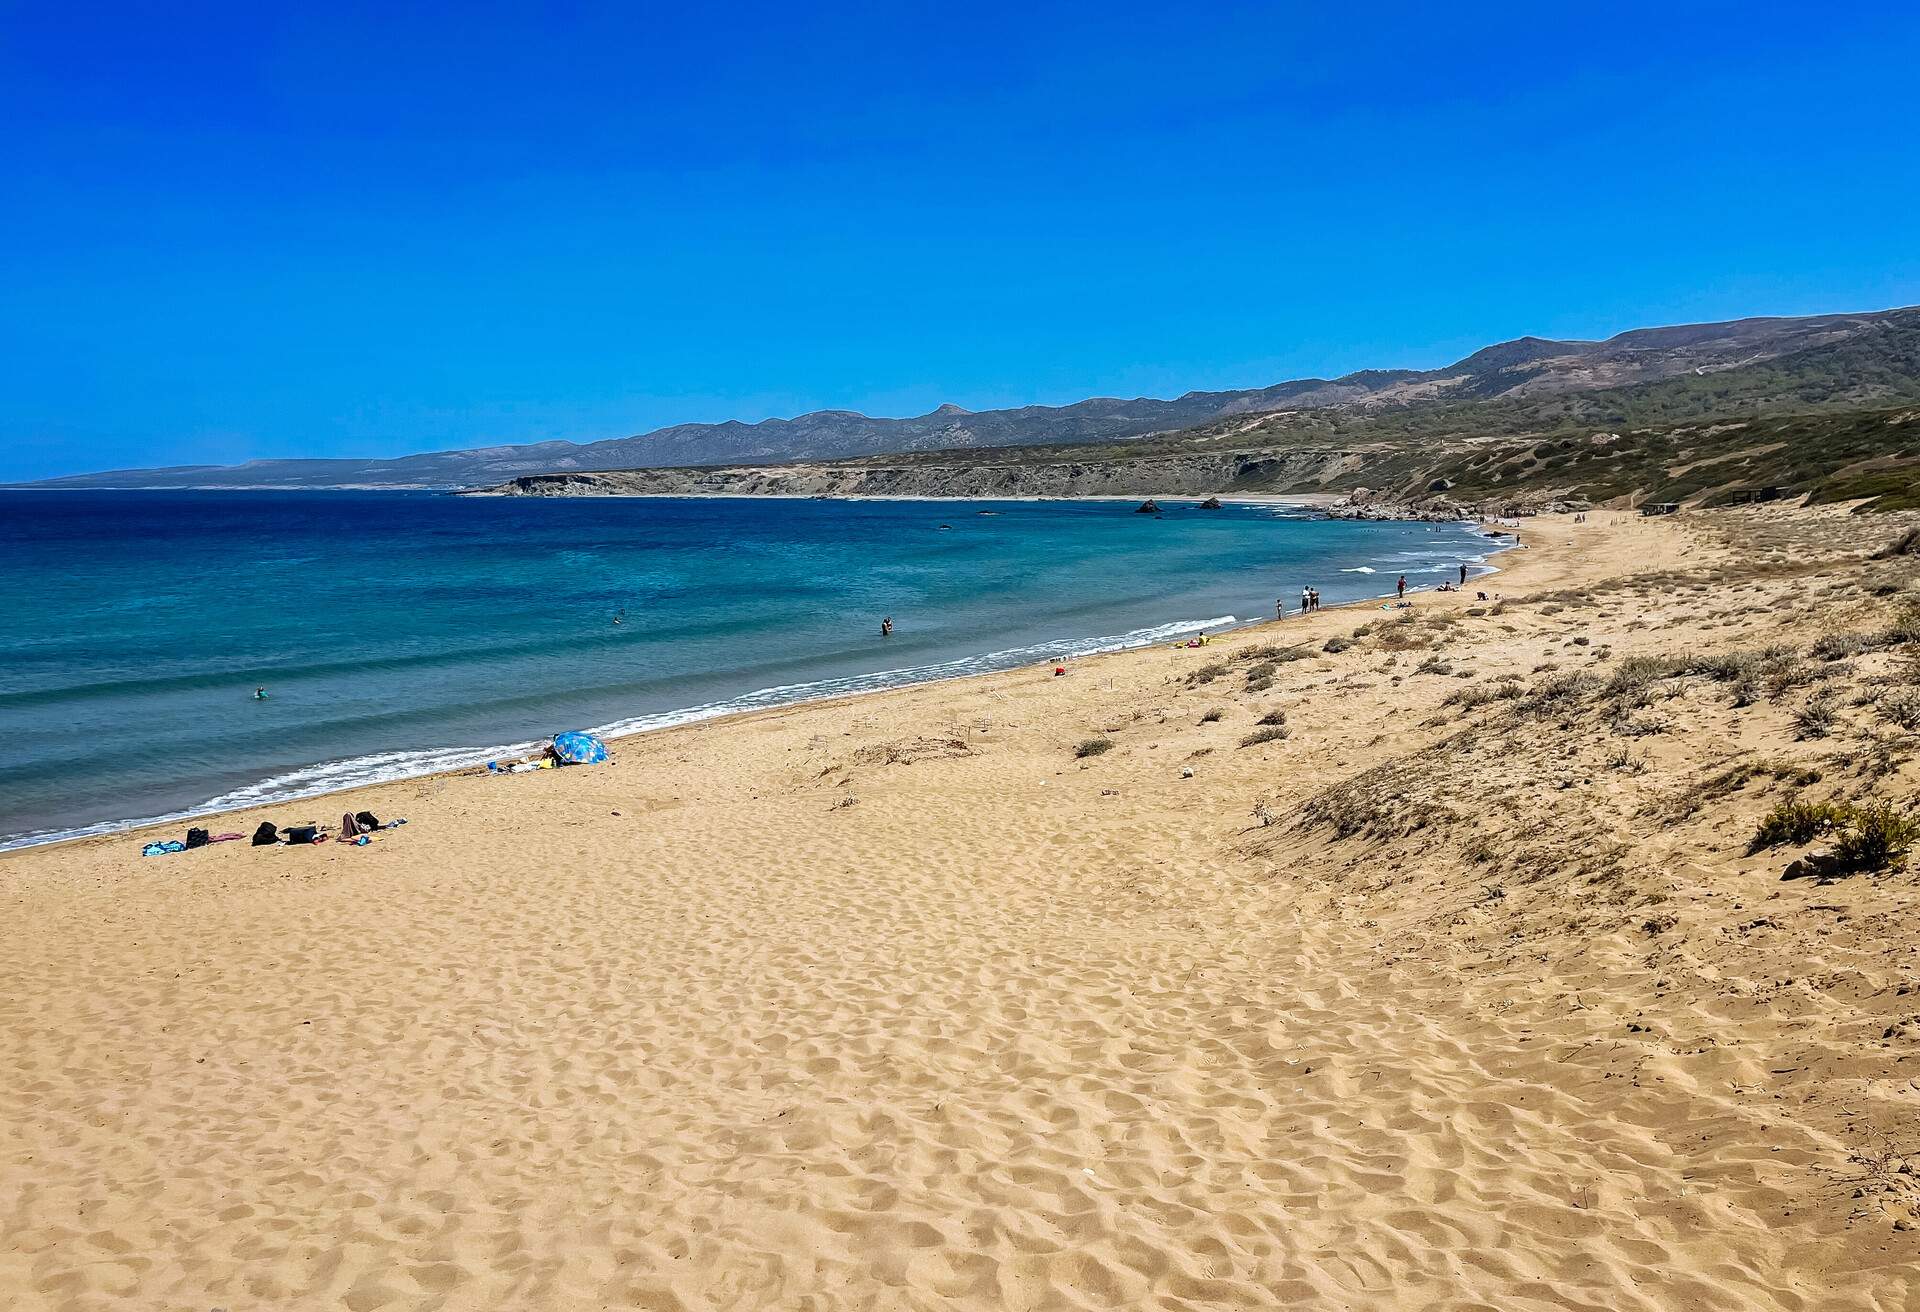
[5, 2, 1919, 481]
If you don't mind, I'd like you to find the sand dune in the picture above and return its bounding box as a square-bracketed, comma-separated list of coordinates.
[4, 506, 1918, 1310]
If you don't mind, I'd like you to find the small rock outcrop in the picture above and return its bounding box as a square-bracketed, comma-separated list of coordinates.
[1135, 499, 1161, 514]
[1199, 496, 1223, 509]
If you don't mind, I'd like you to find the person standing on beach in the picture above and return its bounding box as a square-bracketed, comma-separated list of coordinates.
[1276, 598, 1286, 620]
[1459, 562, 1469, 586]
[1301, 586, 1312, 615]
[1397, 574, 1407, 599]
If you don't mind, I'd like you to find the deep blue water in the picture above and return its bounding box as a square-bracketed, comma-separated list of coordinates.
[0, 492, 1499, 847]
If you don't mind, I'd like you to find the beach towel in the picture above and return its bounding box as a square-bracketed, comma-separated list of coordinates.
[141, 840, 186, 856]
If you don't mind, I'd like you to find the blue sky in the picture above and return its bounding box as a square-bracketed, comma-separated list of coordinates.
[4, 2, 1918, 480]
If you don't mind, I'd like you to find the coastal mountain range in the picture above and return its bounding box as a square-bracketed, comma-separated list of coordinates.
[20, 306, 1917, 491]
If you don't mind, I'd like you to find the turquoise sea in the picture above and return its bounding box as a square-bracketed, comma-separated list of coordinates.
[0, 492, 1501, 848]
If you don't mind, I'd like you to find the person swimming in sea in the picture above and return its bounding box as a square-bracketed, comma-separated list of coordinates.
[253, 686, 268, 700]
[880, 616, 894, 637]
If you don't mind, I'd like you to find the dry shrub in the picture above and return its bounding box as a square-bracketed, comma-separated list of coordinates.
[1605, 654, 1686, 698]
[1184, 660, 1230, 687]
[1519, 671, 1598, 719]
[1812, 631, 1878, 661]
[1878, 689, 1920, 730]
[1444, 678, 1523, 710]
[1794, 689, 1840, 739]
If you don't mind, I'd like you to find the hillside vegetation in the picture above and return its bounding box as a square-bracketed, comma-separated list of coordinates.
[481, 310, 1920, 511]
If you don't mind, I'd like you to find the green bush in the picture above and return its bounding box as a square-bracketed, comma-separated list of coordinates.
[1323, 635, 1353, 653]
[1751, 798, 1851, 849]
[1833, 801, 1920, 872]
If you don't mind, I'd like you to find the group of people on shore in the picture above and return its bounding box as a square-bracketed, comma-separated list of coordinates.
[1279, 563, 1473, 619]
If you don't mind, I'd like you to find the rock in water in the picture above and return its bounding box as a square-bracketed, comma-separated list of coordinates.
[1135, 499, 1161, 514]
[1199, 496, 1223, 509]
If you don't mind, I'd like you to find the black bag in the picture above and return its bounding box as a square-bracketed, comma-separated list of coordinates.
[185, 827, 210, 849]
[354, 811, 380, 830]
[251, 822, 279, 846]
[286, 825, 319, 845]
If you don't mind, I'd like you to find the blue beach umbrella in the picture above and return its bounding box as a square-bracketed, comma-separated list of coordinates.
[550, 730, 609, 765]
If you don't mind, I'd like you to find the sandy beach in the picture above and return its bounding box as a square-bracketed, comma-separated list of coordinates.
[4, 505, 1919, 1310]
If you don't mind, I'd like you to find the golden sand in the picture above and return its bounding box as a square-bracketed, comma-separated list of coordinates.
[4, 507, 1918, 1310]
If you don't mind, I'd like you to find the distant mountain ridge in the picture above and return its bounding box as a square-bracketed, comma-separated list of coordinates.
[18, 306, 1915, 490]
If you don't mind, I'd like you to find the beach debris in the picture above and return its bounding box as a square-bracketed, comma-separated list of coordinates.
[1181, 766, 1195, 778]
[851, 736, 972, 767]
